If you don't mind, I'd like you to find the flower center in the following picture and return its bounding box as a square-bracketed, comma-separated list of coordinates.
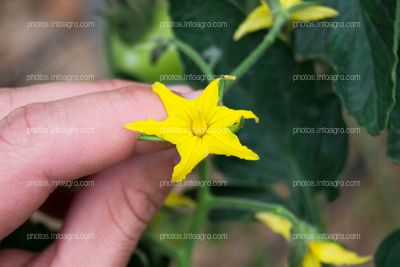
[191, 112, 208, 137]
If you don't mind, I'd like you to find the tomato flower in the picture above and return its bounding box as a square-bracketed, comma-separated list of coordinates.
[256, 212, 371, 267]
[234, 0, 338, 40]
[125, 77, 259, 182]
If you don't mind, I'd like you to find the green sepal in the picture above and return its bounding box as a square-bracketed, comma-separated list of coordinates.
[138, 134, 165, 142]
[228, 116, 245, 133]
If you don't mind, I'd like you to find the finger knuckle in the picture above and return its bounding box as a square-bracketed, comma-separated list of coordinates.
[122, 185, 159, 226]
[0, 103, 46, 149]
[105, 182, 160, 244]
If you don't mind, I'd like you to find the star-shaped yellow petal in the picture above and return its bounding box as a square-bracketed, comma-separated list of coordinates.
[234, 0, 338, 40]
[124, 77, 260, 182]
[203, 130, 259, 161]
[193, 78, 220, 116]
[125, 117, 192, 144]
[153, 82, 193, 124]
[173, 136, 208, 181]
[208, 106, 259, 129]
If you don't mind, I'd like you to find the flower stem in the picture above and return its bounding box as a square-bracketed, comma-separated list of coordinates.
[224, 12, 288, 92]
[188, 160, 212, 247]
[175, 250, 192, 267]
[144, 160, 213, 267]
[287, 155, 323, 229]
[172, 38, 214, 79]
[208, 196, 299, 225]
[178, 159, 212, 267]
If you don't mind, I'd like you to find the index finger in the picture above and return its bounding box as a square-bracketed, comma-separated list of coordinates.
[0, 80, 137, 119]
[0, 84, 174, 238]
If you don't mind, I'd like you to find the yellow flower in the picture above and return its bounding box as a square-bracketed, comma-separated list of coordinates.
[255, 212, 292, 240]
[164, 191, 197, 209]
[255, 212, 371, 267]
[302, 241, 371, 267]
[125, 77, 259, 182]
[234, 0, 338, 40]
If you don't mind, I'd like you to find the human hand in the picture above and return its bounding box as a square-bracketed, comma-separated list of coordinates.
[0, 80, 190, 267]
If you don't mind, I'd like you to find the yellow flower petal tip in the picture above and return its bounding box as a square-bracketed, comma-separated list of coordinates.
[255, 212, 292, 240]
[247, 113, 259, 123]
[233, 4, 273, 41]
[247, 151, 260, 161]
[305, 241, 371, 266]
[234, 0, 339, 40]
[291, 6, 339, 22]
[164, 192, 197, 209]
[125, 78, 260, 182]
[124, 122, 138, 131]
[171, 171, 190, 183]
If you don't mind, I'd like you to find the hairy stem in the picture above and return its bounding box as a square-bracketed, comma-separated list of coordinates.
[208, 196, 299, 225]
[225, 12, 288, 92]
[172, 39, 214, 79]
[179, 159, 212, 266]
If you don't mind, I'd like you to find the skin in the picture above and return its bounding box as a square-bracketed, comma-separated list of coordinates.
[0, 80, 194, 267]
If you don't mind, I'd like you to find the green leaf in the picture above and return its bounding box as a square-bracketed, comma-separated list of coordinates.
[295, 0, 398, 135]
[375, 229, 400, 267]
[387, 0, 400, 162]
[170, 0, 348, 223]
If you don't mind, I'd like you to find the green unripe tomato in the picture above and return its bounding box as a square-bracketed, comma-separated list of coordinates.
[106, 2, 183, 83]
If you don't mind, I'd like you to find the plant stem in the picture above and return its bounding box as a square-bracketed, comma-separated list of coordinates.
[225, 12, 288, 92]
[287, 154, 323, 229]
[145, 160, 213, 267]
[179, 159, 212, 267]
[186, 160, 212, 250]
[172, 39, 214, 79]
[175, 249, 191, 267]
[208, 196, 299, 225]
